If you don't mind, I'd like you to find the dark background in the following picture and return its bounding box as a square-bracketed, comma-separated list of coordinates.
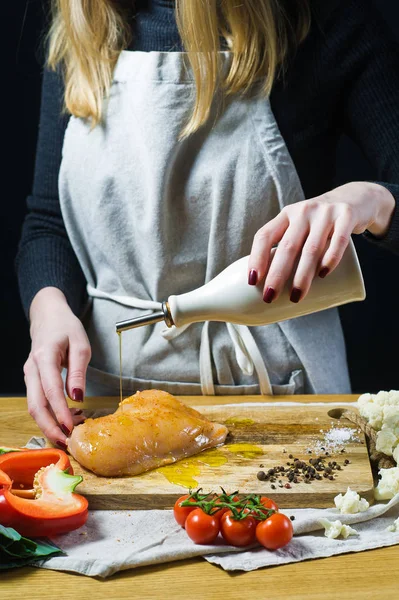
[3, 1, 399, 395]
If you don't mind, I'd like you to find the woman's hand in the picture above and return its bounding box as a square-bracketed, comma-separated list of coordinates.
[248, 181, 395, 303]
[24, 287, 91, 447]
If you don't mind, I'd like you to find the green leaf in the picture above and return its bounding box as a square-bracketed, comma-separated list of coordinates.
[0, 525, 37, 556]
[0, 525, 64, 568]
[31, 538, 63, 557]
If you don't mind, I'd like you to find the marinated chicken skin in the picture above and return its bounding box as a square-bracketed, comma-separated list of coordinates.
[67, 390, 228, 477]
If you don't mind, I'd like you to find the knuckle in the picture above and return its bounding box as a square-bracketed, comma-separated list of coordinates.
[68, 367, 87, 381]
[254, 226, 270, 243]
[303, 242, 320, 258]
[267, 271, 284, 286]
[296, 202, 311, 217]
[23, 358, 34, 377]
[27, 404, 38, 419]
[43, 385, 64, 403]
[31, 347, 46, 364]
[278, 238, 298, 254]
[335, 233, 350, 248]
[78, 344, 92, 362]
[328, 250, 343, 265]
[339, 203, 354, 220]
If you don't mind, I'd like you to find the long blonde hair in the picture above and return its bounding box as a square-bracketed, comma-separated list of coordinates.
[47, 1, 311, 136]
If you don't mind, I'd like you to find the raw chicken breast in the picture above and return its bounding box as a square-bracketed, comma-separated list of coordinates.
[67, 390, 228, 477]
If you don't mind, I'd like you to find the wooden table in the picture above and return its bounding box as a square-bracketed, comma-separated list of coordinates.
[1, 395, 398, 600]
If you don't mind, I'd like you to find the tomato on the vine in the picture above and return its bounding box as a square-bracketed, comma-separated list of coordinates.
[220, 511, 257, 547]
[184, 508, 220, 544]
[259, 496, 279, 512]
[173, 494, 197, 528]
[255, 513, 293, 550]
[213, 495, 240, 522]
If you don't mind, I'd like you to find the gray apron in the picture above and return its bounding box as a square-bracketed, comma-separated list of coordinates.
[59, 51, 351, 396]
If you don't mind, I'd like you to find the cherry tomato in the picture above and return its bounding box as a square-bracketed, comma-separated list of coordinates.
[173, 494, 197, 528]
[255, 513, 293, 550]
[220, 510, 257, 547]
[184, 508, 220, 544]
[259, 496, 279, 512]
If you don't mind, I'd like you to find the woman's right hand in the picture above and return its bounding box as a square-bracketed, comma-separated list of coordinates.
[24, 287, 91, 447]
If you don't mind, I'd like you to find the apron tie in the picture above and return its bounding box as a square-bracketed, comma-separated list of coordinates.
[86, 285, 273, 396]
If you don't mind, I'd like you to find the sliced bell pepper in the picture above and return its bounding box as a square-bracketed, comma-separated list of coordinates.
[0, 448, 88, 537]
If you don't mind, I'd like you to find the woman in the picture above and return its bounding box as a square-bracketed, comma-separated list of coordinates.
[16, 0, 399, 448]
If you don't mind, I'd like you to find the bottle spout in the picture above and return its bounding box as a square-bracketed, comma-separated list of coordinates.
[115, 301, 174, 333]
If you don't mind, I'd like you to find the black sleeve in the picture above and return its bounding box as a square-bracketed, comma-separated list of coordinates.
[329, 0, 399, 254]
[15, 66, 88, 320]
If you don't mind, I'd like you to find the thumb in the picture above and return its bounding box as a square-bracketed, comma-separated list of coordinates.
[65, 336, 91, 402]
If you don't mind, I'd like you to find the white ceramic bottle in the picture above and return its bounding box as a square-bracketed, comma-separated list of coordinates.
[115, 239, 366, 333]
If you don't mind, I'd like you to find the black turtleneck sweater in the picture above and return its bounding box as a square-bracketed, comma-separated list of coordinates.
[15, 0, 399, 319]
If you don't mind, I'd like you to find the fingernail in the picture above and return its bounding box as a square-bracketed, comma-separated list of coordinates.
[319, 267, 330, 278]
[72, 388, 84, 402]
[263, 287, 275, 303]
[56, 440, 68, 451]
[248, 269, 258, 286]
[60, 424, 71, 437]
[290, 287, 302, 303]
[74, 409, 83, 415]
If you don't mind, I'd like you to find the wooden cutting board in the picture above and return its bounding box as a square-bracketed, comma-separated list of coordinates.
[69, 399, 374, 510]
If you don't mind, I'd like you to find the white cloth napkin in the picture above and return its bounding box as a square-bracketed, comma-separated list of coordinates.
[24, 436, 399, 577]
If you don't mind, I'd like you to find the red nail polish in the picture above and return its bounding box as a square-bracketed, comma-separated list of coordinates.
[74, 409, 83, 416]
[56, 440, 68, 451]
[60, 424, 71, 437]
[248, 269, 258, 285]
[290, 288, 302, 303]
[319, 267, 330, 278]
[263, 287, 275, 303]
[72, 388, 84, 402]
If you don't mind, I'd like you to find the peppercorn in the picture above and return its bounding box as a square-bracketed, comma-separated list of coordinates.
[257, 471, 267, 481]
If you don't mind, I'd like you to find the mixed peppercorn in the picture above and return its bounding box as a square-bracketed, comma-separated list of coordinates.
[256, 451, 351, 490]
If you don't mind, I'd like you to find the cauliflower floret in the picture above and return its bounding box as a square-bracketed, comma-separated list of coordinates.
[382, 406, 399, 436]
[374, 390, 391, 406]
[393, 445, 399, 465]
[334, 487, 369, 514]
[374, 467, 399, 500]
[358, 402, 384, 430]
[357, 393, 373, 410]
[319, 518, 358, 539]
[376, 430, 398, 457]
[386, 390, 399, 406]
[385, 517, 399, 532]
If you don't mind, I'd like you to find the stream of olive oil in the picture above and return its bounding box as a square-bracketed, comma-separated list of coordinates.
[117, 330, 123, 407]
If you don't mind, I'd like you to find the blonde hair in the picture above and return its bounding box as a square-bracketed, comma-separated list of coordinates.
[48, 1, 311, 136]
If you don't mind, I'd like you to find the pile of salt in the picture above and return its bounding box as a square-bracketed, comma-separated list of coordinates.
[310, 425, 361, 455]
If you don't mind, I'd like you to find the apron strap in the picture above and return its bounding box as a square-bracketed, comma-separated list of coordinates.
[86, 284, 162, 310]
[199, 322, 216, 395]
[227, 324, 273, 395]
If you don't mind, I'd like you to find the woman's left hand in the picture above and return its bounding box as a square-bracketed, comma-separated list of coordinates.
[248, 181, 395, 303]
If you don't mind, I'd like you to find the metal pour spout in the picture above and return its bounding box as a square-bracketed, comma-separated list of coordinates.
[115, 301, 174, 333]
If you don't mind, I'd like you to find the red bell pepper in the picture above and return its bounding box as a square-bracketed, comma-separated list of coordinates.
[0, 448, 88, 537]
